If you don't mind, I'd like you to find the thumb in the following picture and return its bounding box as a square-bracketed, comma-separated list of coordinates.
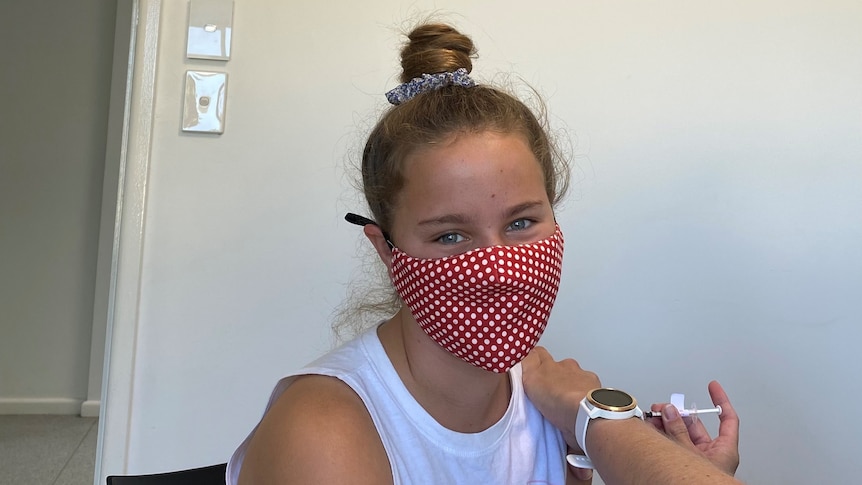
[661, 404, 695, 447]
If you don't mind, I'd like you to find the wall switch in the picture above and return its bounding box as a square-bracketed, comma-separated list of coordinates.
[182, 71, 227, 134]
[187, 0, 234, 60]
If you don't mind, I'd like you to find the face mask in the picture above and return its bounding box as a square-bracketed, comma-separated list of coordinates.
[389, 225, 564, 373]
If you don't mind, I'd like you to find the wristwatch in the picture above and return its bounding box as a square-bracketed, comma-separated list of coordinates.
[568, 388, 644, 469]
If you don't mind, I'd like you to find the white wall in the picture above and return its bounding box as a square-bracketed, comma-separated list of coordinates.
[101, 1, 862, 483]
[0, 0, 116, 415]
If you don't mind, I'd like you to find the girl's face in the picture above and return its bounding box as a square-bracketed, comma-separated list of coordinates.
[387, 131, 556, 260]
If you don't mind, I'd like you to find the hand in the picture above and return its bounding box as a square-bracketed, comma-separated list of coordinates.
[646, 380, 740, 476]
[521, 347, 601, 482]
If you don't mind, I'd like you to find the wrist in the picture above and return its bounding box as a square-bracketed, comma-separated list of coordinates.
[573, 388, 644, 463]
[562, 390, 587, 448]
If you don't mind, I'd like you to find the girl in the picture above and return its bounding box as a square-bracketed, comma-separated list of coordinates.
[228, 22, 740, 485]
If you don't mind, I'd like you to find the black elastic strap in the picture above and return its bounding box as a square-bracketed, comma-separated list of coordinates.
[344, 213, 394, 249]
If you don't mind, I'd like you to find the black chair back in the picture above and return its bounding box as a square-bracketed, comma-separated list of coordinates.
[106, 463, 226, 484]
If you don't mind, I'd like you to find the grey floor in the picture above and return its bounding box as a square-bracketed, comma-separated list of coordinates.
[0, 415, 98, 485]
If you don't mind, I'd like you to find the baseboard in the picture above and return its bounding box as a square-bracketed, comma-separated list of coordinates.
[81, 400, 101, 417]
[0, 398, 84, 415]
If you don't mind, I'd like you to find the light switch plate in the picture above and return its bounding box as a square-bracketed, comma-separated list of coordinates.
[187, 0, 234, 60]
[182, 70, 227, 134]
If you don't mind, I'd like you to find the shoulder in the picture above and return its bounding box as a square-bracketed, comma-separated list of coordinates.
[238, 374, 392, 485]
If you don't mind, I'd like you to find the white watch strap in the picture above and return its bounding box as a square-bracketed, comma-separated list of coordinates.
[572, 393, 644, 470]
[566, 453, 594, 469]
[574, 397, 593, 461]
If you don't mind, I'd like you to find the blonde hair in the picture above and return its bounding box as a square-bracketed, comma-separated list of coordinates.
[362, 23, 569, 234]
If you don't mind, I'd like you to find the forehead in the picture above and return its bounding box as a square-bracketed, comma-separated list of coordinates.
[394, 131, 548, 220]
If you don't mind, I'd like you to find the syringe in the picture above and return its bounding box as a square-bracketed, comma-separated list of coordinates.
[644, 405, 722, 419]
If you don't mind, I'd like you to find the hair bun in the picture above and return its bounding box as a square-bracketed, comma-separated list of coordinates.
[399, 24, 477, 83]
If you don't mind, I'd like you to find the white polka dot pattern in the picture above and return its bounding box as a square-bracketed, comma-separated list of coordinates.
[389, 225, 565, 373]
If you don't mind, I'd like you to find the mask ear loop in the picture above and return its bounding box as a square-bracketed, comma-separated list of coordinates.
[344, 213, 394, 250]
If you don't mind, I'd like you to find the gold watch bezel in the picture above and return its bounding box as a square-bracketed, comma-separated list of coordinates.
[586, 388, 639, 412]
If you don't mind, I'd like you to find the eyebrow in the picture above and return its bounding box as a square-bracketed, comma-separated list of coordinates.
[504, 201, 546, 219]
[417, 213, 472, 227]
[416, 201, 546, 227]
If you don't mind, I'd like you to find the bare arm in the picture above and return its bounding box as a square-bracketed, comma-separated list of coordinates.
[586, 417, 740, 485]
[522, 347, 742, 485]
[238, 375, 392, 485]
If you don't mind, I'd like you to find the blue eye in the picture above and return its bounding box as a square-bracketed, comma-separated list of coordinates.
[507, 219, 533, 231]
[437, 233, 466, 245]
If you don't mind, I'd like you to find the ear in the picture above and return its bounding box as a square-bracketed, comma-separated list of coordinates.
[364, 224, 393, 271]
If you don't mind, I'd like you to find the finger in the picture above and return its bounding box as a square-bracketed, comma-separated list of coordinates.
[571, 466, 593, 482]
[707, 381, 741, 474]
[675, 381, 733, 445]
[532, 345, 552, 360]
[682, 412, 712, 445]
[708, 380, 740, 446]
[647, 403, 667, 431]
[660, 404, 698, 450]
[647, 417, 664, 432]
[522, 346, 551, 371]
[521, 348, 544, 374]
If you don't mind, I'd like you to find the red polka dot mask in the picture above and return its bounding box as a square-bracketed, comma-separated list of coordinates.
[389, 225, 565, 373]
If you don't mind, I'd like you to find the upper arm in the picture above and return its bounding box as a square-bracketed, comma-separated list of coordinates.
[237, 375, 392, 485]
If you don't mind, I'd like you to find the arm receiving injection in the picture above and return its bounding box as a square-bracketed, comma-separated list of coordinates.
[522, 348, 742, 484]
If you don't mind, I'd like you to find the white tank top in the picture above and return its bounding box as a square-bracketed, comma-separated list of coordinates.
[227, 326, 567, 484]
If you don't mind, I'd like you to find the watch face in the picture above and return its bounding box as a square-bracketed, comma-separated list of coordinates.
[588, 388, 638, 412]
